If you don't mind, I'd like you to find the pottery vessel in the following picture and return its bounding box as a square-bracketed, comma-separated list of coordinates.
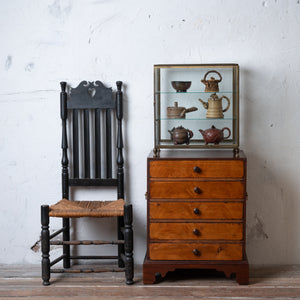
[168, 126, 193, 145]
[201, 70, 222, 92]
[198, 93, 230, 119]
[171, 81, 192, 92]
[167, 102, 198, 119]
[199, 125, 231, 145]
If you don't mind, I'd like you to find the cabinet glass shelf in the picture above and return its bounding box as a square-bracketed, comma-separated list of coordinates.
[153, 64, 240, 154]
[155, 91, 236, 94]
[157, 118, 235, 121]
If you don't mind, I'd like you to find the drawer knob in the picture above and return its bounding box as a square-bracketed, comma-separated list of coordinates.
[193, 166, 201, 173]
[193, 228, 200, 236]
[193, 249, 201, 256]
[217, 246, 223, 254]
[193, 208, 201, 215]
[194, 187, 202, 194]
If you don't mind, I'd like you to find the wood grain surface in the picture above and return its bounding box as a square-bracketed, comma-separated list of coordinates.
[149, 243, 243, 260]
[1, 264, 300, 299]
[150, 201, 243, 220]
[150, 222, 243, 240]
[150, 181, 244, 199]
[150, 160, 244, 178]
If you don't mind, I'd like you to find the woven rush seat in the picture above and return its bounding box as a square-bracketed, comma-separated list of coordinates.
[49, 198, 125, 218]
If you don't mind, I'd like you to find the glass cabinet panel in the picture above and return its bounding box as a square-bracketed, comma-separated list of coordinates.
[154, 64, 239, 153]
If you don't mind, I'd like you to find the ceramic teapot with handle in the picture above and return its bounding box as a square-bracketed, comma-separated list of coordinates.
[199, 125, 231, 145]
[201, 70, 222, 92]
[167, 102, 198, 119]
[168, 126, 193, 145]
[198, 93, 230, 119]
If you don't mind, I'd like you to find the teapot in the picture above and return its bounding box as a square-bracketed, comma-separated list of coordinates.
[198, 93, 230, 119]
[168, 126, 193, 145]
[201, 70, 222, 92]
[199, 125, 231, 145]
[167, 102, 198, 119]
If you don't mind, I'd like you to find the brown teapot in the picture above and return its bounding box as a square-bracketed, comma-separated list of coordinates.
[168, 126, 193, 145]
[201, 70, 222, 92]
[167, 102, 198, 119]
[199, 125, 231, 145]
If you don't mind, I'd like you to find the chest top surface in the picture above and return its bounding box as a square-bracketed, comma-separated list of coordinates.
[148, 149, 246, 160]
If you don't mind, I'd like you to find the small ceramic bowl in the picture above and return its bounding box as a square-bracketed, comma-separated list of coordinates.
[171, 81, 192, 92]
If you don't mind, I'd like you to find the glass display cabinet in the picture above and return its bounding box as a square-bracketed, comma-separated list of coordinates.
[154, 64, 239, 155]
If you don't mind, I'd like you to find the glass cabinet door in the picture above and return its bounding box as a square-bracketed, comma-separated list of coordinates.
[154, 64, 239, 153]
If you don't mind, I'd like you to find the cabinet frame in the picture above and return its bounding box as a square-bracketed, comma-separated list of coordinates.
[153, 64, 240, 155]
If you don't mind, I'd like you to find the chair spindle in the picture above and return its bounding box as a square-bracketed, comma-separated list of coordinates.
[84, 109, 90, 178]
[72, 110, 79, 178]
[95, 108, 101, 178]
[106, 109, 112, 178]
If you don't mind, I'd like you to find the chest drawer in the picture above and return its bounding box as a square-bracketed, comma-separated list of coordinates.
[150, 201, 243, 220]
[150, 160, 244, 178]
[150, 222, 243, 240]
[149, 242, 243, 261]
[150, 181, 244, 199]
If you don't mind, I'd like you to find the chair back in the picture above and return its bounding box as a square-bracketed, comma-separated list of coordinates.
[60, 81, 124, 200]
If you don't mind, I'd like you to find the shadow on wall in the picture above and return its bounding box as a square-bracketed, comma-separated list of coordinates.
[122, 83, 147, 260]
[241, 67, 292, 264]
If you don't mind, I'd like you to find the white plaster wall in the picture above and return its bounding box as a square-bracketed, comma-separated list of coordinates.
[1, 0, 300, 265]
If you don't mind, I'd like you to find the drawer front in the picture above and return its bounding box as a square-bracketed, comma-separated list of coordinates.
[149, 243, 243, 260]
[150, 160, 244, 178]
[150, 181, 244, 199]
[150, 201, 243, 220]
[150, 222, 243, 240]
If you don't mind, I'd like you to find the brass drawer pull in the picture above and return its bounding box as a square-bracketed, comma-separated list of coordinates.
[193, 166, 201, 173]
[193, 228, 200, 236]
[193, 208, 201, 215]
[193, 249, 201, 256]
[194, 187, 202, 194]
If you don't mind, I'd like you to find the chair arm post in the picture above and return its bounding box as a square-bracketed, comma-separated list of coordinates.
[116, 81, 124, 200]
[60, 82, 71, 268]
[60, 82, 69, 200]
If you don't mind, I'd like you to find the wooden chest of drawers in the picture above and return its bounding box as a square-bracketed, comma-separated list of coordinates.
[143, 150, 249, 284]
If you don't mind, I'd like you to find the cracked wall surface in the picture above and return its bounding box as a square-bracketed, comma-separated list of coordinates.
[1, 0, 300, 265]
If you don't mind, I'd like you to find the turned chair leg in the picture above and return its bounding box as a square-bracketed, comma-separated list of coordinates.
[118, 216, 125, 268]
[124, 204, 134, 285]
[63, 218, 70, 268]
[41, 205, 50, 286]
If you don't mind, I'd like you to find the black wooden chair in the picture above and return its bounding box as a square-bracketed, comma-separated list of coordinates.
[41, 81, 133, 285]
